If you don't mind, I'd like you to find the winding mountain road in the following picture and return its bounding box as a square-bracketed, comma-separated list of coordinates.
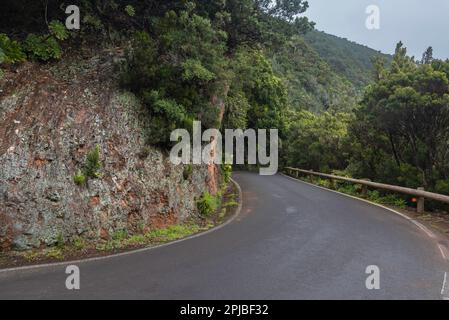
[0, 172, 448, 299]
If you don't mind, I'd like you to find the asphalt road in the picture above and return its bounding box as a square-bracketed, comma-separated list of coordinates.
[0, 172, 448, 300]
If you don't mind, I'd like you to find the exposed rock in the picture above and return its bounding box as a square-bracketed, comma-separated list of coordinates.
[0, 54, 220, 251]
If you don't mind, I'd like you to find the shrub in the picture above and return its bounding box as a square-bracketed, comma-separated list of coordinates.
[49, 20, 70, 41]
[197, 192, 219, 216]
[0, 34, 26, 64]
[85, 145, 102, 178]
[125, 5, 136, 17]
[55, 233, 65, 249]
[183, 164, 193, 180]
[221, 164, 232, 185]
[73, 170, 87, 185]
[112, 229, 128, 241]
[74, 146, 102, 186]
[73, 237, 86, 251]
[23, 34, 62, 61]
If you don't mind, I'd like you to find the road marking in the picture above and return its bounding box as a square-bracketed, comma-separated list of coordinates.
[0, 178, 243, 274]
[438, 245, 448, 260]
[441, 272, 449, 300]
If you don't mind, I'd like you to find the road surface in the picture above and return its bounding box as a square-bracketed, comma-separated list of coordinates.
[0, 172, 448, 299]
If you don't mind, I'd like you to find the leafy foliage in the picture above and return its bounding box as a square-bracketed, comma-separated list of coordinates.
[125, 5, 136, 17]
[85, 145, 102, 179]
[49, 20, 69, 41]
[0, 34, 26, 63]
[197, 192, 219, 216]
[74, 146, 102, 186]
[284, 110, 352, 172]
[349, 42, 449, 193]
[23, 34, 62, 61]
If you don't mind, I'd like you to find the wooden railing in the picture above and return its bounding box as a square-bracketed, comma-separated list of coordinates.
[285, 167, 449, 213]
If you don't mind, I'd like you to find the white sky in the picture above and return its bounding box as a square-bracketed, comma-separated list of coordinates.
[303, 0, 449, 59]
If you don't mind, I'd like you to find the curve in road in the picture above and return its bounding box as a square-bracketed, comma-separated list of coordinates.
[0, 172, 448, 299]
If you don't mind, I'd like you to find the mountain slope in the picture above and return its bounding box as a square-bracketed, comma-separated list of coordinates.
[304, 30, 392, 89]
[271, 36, 358, 113]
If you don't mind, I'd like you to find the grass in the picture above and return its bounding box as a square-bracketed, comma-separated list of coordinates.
[224, 200, 239, 208]
[73, 237, 86, 251]
[46, 248, 63, 260]
[126, 234, 146, 246]
[145, 224, 201, 242]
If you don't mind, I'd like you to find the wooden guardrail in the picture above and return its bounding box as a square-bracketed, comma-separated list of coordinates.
[285, 167, 449, 213]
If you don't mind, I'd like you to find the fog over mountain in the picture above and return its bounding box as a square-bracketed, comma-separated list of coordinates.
[304, 0, 449, 60]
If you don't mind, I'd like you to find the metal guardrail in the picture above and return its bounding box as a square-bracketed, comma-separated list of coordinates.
[285, 167, 449, 213]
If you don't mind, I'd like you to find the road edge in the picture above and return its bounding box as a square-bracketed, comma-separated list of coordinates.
[0, 177, 243, 275]
[280, 173, 449, 255]
[281, 172, 449, 299]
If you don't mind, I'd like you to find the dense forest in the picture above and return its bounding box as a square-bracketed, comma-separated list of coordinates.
[1, 0, 449, 205]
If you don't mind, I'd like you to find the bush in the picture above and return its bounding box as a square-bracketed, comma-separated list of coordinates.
[197, 192, 219, 216]
[48, 20, 69, 41]
[23, 34, 62, 61]
[120, 6, 228, 148]
[73, 170, 87, 185]
[221, 164, 232, 185]
[112, 229, 128, 241]
[0, 34, 26, 64]
[73, 145, 102, 186]
[183, 164, 193, 180]
[125, 5, 136, 17]
[85, 145, 102, 178]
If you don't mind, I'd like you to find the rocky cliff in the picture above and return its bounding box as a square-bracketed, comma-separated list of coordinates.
[0, 52, 219, 251]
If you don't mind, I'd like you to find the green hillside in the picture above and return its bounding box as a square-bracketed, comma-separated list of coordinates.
[304, 30, 392, 89]
[271, 36, 358, 112]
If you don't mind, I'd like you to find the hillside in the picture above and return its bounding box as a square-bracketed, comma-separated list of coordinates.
[271, 36, 358, 113]
[304, 30, 392, 89]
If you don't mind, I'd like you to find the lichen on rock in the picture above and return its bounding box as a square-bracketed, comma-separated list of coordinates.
[0, 54, 219, 251]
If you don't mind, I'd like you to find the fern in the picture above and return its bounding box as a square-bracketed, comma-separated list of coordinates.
[24, 34, 62, 61]
[49, 20, 70, 41]
[0, 34, 26, 64]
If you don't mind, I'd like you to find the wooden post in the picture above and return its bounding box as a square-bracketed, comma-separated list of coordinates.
[361, 184, 368, 198]
[360, 179, 371, 197]
[417, 187, 425, 213]
[329, 179, 335, 190]
[309, 170, 314, 183]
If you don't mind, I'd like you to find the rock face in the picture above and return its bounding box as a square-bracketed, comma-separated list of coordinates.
[0, 54, 219, 251]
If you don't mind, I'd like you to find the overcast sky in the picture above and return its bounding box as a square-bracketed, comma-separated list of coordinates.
[303, 0, 449, 59]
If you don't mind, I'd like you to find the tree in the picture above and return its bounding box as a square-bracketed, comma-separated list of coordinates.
[421, 46, 433, 64]
[351, 43, 449, 189]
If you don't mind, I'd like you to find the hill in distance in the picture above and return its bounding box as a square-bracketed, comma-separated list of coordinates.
[304, 30, 392, 89]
